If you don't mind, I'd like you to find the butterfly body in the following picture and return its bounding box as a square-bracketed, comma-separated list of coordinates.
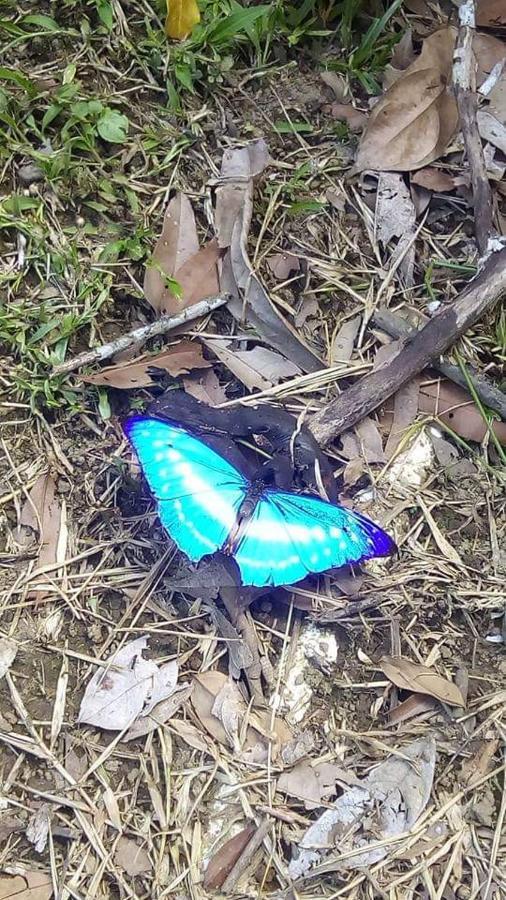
[124, 416, 395, 587]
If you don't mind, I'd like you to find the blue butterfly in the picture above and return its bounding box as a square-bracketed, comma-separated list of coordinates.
[124, 416, 395, 588]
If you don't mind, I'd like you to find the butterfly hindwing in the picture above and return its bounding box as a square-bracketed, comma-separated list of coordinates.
[124, 417, 247, 562]
[233, 490, 395, 587]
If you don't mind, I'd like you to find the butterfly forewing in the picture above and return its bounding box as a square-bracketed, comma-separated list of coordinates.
[125, 417, 247, 562]
[233, 490, 395, 587]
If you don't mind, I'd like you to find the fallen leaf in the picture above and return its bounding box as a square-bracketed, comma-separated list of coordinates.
[380, 655, 465, 706]
[204, 338, 301, 392]
[0, 638, 17, 679]
[191, 671, 291, 760]
[277, 761, 348, 809]
[387, 693, 437, 725]
[170, 718, 209, 752]
[375, 172, 416, 286]
[82, 341, 210, 388]
[461, 738, 500, 786]
[391, 29, 416, 70]
[114, 836, 151, 876]
[477, 0, 506, 27]
[477, 109, 506, 155]
[215, 141, 322, 373]
[170, 239, 220, 311]
[204, 824, 256, 890]
[165, 0, 200, 40]
[418, 380, 506, 446]
[417, 495, 464, 565]
[473, 33, 506, 85]
[330, 102, 367, 132]
[144, 193, 199, 314]
[267, 251, 301, 280]
[331, 316, 361, 363]
[18, 473, 64, 603]
[183, 367, 228, 405]
[289, 737, 436, 877]
[411, 167, 465, 192]
[320, 70, 348, 101]
[0, 871, 52, 900]
[354, 28, 458, 172]
[488, 74, 506, 126]
[78, 637, 179, 731]
[355, 416, 386, 464]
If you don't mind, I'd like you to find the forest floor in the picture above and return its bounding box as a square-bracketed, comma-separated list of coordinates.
[0, 2, 505, 899]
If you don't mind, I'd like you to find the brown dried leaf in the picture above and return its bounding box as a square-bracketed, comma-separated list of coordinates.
[355, 416, 386, 464]
[144, 193, 199, 314]
[320, 70, 348, 101]
[0, 871, 52, 900]
[19, 474, 61, 570]
[473, 33, 506, 85]
[171, 718, 210, 752]
[387, 693, 437, 725]
[330, 102, 367, 133]
[477, 110, 506, 155]
[216, 141, 322, 373]
[114, 836, 151, 876]
[267, 251, 301, 280]
[204, 339, 301, 392]
[81, 341, 210, 388]
[170, 239, 220, 312]
[355, 28, 458, 172]
[411, 166, 465, 192]
[380, 655, 465, 706]
[277, 761, 346, 809]
[418, 380, 506, 446]
[183, 367, 228, 405]
[391, 29, 415, 70]
[203, 824, 256, 890]
[477, 0, 506, 27]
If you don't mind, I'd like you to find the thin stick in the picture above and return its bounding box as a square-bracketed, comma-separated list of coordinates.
[310, 247, 506, 445]
[372, 307, 506, 420]
[221, 818, 272, 893]
[453, 0, 494, 256]
[51, 295, 229, 376]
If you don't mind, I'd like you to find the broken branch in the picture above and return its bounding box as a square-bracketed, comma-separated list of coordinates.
[310, 247, 506, 445]
[372, 307, 506, 420]
[51, 294, 229, 377]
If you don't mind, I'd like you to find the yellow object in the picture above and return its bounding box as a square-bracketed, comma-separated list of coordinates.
[165, 0, 200, 40]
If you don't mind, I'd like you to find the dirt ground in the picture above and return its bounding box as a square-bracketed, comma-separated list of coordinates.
[1, 4, 506, 899]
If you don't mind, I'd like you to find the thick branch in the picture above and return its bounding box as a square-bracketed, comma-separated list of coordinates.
[372, 307, 506, 420]
[310, 247, 506, 446]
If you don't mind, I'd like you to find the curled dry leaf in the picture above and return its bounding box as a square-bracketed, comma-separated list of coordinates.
[203, 824, 256, 890]
[216, 141, 321, 373]
[183, 367, 228, 406]
[18, 472, 65, 603]
[330, 316, 361, 363]
[289, 737, 436, 877]
[191, 671, 291, 760]
[204, 338, 301, 392]
[78, 637, 179, 731]
[114, 835, 151, 876]
[355, 28, 458, 172]
[380, 655, 465, 707]
[82, 341, 210, 389]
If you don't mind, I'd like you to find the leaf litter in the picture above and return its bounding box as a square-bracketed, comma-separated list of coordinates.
[2, 6, 506, 900]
